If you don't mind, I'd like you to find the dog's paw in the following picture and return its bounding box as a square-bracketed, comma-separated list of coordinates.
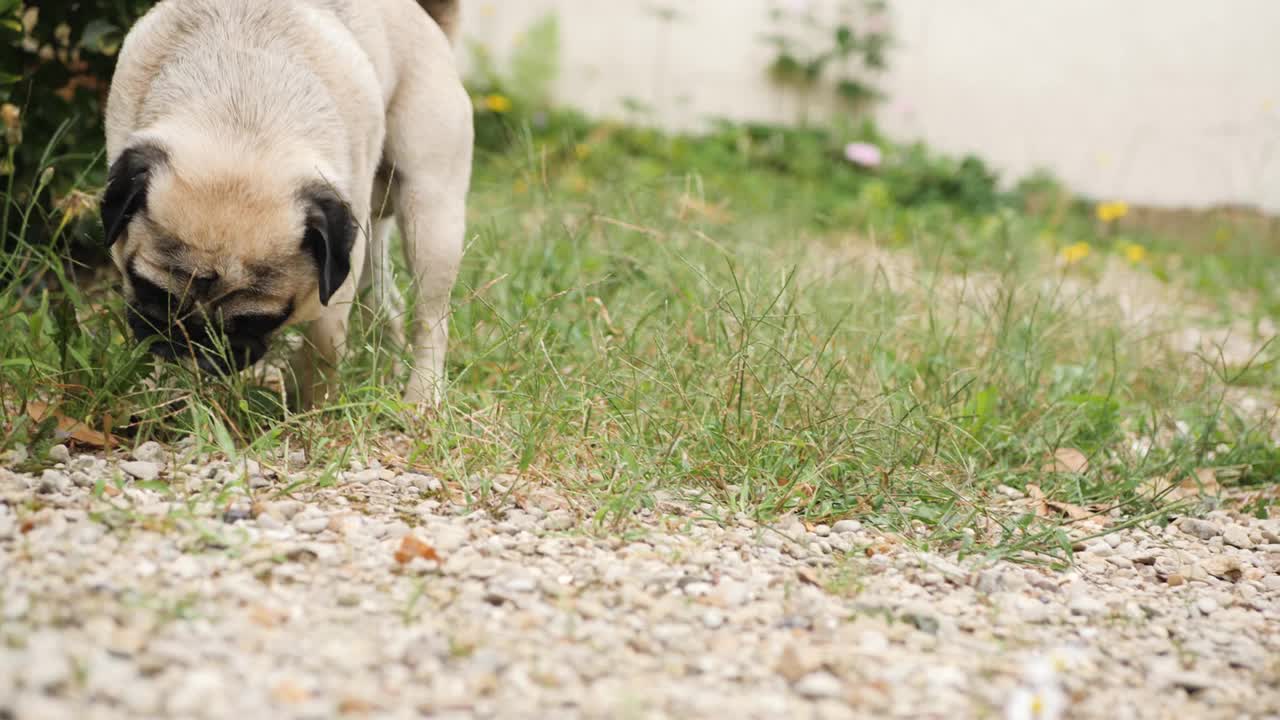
[403, 372, 443, 411]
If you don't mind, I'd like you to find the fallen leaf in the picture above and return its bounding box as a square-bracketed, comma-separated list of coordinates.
[1044, 499, 1093, 521]
[394, 535, 441, 565]
[1138, 468, 1221, 501]
[271, 680, 308, 704]
[1026, 483, 1093, 520]
[677, 194, 732, 224]
[864, 541, 895, 557]
[338, 697, 374, 715]
[1183, 468, 1221, 496]
[796, 568, 822, 588]
[248, 605, 286, 628]
[26, 401, 121, 449]
[1025, 484, 1051, 518]
[1042, 448, 1089, 474]
[775, 645, 811, 683]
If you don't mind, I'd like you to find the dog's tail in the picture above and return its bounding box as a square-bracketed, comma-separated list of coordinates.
[418, 0, 460, 42]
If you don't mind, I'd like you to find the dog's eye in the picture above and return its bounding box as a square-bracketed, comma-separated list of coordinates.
[129, 272, 181, 311]
[231, 308, 291, 337]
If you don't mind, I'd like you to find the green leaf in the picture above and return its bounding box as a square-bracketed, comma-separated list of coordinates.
[209, 410, 238, 459]
[79, 18, 122, 55]
[834, 25, 854, 49]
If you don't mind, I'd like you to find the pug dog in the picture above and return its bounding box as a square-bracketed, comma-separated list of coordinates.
[101, 0, 472, 408]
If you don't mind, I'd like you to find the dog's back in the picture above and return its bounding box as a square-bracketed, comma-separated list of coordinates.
[416, 0, 459, 41]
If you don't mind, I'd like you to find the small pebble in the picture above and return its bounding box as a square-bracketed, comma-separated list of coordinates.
[119, 461, 160, 482]
[831, 520, 862, 534]
[794, 671, 843, 699]
[47, 444, 71, 464]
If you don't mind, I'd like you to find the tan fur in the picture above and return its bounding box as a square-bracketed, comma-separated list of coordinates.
[106, 0, 473, 407]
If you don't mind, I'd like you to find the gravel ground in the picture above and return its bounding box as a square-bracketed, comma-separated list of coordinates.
[2, 445, 1279, 720]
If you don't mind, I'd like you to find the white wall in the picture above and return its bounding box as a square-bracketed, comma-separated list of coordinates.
[459, 1, 1280, 212]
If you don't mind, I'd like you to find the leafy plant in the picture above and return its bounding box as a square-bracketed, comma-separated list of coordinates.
[466, 12, 561, 151]
[762, 0, 892, 120]
[2, 1, 156, 263]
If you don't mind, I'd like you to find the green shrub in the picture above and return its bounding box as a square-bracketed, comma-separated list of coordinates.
[2, 1, 155, 262]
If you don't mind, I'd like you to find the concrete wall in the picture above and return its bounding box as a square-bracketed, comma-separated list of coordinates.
[458, 1, 1280, 212]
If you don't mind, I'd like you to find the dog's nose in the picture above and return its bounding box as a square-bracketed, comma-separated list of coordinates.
[190, 271, 218, 298]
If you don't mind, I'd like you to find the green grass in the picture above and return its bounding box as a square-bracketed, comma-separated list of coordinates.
[2, 111, 1278, 562]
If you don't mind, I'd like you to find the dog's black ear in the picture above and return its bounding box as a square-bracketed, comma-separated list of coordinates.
[301, 184, 355, 306]
[101, 143, 167, 247]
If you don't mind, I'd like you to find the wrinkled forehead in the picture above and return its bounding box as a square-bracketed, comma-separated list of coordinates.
[142, 166, 306, 263]
[127, 221, 285, 289]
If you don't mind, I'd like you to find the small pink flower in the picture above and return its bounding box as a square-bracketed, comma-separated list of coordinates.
[844, 142, 882, 168]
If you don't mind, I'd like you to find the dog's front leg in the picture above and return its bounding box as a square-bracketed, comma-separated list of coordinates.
[289, 222, 367, 410]
[289, 303, 353, 409]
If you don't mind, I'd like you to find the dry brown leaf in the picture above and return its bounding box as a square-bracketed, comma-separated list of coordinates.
[394, 535, 441, 565]
[1138, 468, 1221, 501]
[1025, 483, 1051, 517]
[248, 605, 286, 628]
[1041, 448, 1089, 474]
[677, 194, 732, 224]
[1183, 467, 1221, 496]
[1045, 499, 1093, 521]
[796, 568, 822, 588]
[271, 681, 308, 705]
[1026, 483, 1093, 520]
[338, 697, 374, 715]
[26, 401, 121, 449]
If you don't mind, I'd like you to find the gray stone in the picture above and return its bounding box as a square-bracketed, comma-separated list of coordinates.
[831, 520, 862, 534]
[294, 515, 329, 534]
[119, 461, 160, 482]
[543, 510, 576, 531]
[132, 441, 166, 465]
[975, 569, 1006, 594]
[1178, 517, 1221, 540]
[794, 671, 844, 699]
[46, 444, 71, 464]
[38, 470, 70, 494]
[165, 669, 225, 716]
[1069, 593, 1106, 616]
[1201, 555, 1243, 582]
[1222, 525, 1253, 549]
[403, 473, 443, 492]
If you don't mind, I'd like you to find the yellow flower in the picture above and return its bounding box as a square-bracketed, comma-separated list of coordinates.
[574, 143, 592, 160]
[1, 103, 20, 146]
[1119, 242, 1146, 263]
[513, 178, 528, 194]
[1213, 227, 1232, 243]
[1095, 201, 1129, 223]
[1060, 242, 1091, 264]
[0, 103, 19, 130]
[483, 94, 512, 113]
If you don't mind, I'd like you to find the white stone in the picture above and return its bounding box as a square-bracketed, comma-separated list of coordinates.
[119, 461, 160, 482]
[794, 671, 844, 699]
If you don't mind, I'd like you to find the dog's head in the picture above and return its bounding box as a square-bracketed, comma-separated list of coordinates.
[101, 139, 355, 373]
